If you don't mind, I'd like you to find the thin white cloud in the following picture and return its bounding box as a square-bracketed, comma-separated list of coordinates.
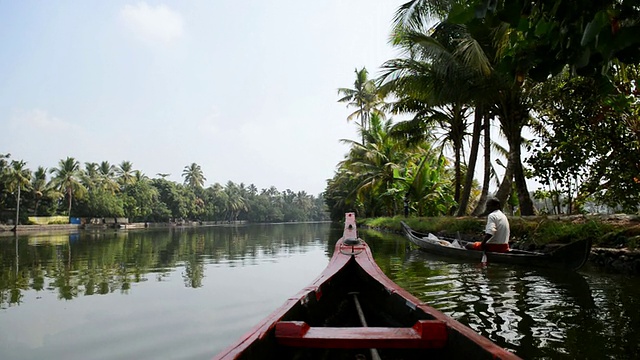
[120, 2, 184, 45]
[9, 109, 74, 131]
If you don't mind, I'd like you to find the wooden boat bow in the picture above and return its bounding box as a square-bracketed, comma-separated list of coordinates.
[214, 213, 521, 360]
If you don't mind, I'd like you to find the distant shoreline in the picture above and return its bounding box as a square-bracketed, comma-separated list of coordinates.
[0, 220, 333, 237]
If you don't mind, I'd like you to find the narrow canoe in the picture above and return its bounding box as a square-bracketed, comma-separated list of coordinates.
[401, 221, 592, 271]
[214, 213, 521, 360]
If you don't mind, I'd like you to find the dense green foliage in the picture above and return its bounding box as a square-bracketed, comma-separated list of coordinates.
[327, 0, 640, 219]
[530, 68, 640, 213]
[324, 114, 458, 221]
[0, 155, 328, 224]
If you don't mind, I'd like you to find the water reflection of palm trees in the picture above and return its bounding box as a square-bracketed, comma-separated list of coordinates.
[0, 234, 27, 306]
[0, 223, 332, 307]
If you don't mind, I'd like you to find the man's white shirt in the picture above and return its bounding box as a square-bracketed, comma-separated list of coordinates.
[485, 210, 510, 244]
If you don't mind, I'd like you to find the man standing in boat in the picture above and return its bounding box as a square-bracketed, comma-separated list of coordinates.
[467, 198, 510, 253]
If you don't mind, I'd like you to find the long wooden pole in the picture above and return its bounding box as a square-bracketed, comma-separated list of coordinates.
[351, 293, 381, 360]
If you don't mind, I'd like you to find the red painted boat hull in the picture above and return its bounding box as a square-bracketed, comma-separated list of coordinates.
[214, 213, 521, 359]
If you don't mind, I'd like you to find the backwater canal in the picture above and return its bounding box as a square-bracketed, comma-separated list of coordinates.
[1, 222, 639, 359]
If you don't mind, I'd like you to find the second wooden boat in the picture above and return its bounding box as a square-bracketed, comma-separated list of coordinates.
[214, 213, 521, 359]
[401, 221, 592, 271]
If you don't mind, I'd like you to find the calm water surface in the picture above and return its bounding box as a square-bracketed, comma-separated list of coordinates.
[1, 223, 639, 359]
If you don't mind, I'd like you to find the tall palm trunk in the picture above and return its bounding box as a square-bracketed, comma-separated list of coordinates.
[491, 92, 535, 216]
[34, 197, 41, 216]
[14, 186, 21, 230]
[499, 112, 535, 215]
[471, 113, 492, 216]
[509, 134, 535, 215]
[450, 107, 466, 215]
[457, 105, 483, 216]
[495, 159, 514, 205]
[67, 187, 73, 220]
[360, 104, 366, 145]
[453, 137, 462, 211]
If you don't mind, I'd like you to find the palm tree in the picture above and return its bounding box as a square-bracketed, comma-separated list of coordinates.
[471, 113, 494, 215]
[324, 167, 363, 220]
[117, 161, 135, 187]
[390, 2, 536, 215]
[82, 162, 99, 191]
[339, 114, 411, 216]
[247, 184, 258, 198]
[402, 153, 455, 216]
[31, 166, 48, 216]
[208, 182, 228, 221]
[0, 154, 11, 210]
[49, 157, 85, 219]
[338, 67, 385, 144]
[6, 160, 31, 228]
[182, 163, 206, 189]
[293, 191, 313, 219]
[223, 181, 247, 221]
[380, 22, 495, 215]
[132, 170, 148, 184]
[98, 161, 119, 194]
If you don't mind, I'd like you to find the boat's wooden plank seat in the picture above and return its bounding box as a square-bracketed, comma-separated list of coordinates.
[275, 320, 447, 349]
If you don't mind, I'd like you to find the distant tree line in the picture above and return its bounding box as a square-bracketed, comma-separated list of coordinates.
[0, 155, 328, 224]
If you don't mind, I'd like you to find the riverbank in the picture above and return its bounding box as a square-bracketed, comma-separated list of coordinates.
[362, 214, 640, 275]
[0, 220, 248, 236]
[4, 215, 640, 274]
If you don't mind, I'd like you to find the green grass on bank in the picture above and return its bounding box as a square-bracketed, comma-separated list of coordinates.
[361, 215, 640, 249]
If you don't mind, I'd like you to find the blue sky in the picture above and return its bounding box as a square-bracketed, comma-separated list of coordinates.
[1, 1, 407, 195]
